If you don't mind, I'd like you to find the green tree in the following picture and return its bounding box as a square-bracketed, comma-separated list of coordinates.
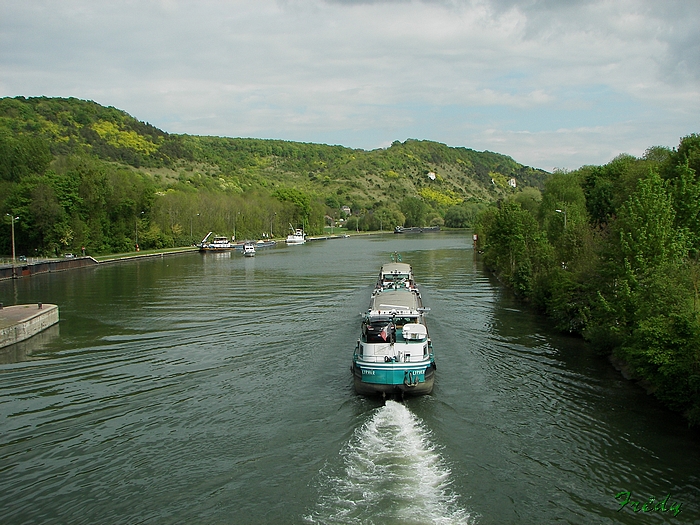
[665, 161, 700, 255]
[273, 188, 311, 226]
[613, 172, 687, 281]
[29, 182, 66, 252]
[480, 201, 553, 297]
[400, 197, 428, 228]
[444, 201, 488, 228]
[0, 133, 52, 181]
[344, 216, 359, 231]
[592, 171, 691, 359]
[512, 187, 541, 216]
[538, 171, 586, 241]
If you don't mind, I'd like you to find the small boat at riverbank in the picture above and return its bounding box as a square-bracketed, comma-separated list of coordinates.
[243, 242, 256, 257]
[351, 254, 436, 397]
[393, 226, 440, 234]
[199, 232, 236, 252]
[286, 226, 306, 245]
[234, 239, 276, 252]
[255, 239, 276, 248]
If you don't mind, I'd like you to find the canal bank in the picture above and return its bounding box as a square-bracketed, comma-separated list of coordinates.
[0, 247, 199, 281]
[0, 257, 98, 280]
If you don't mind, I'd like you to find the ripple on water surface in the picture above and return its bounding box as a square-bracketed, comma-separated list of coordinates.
[2, 236, 700, 524]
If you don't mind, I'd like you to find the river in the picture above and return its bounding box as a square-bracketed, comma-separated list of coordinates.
[1, 232, 698, 524]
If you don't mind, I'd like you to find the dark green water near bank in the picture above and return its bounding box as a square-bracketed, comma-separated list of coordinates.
[1, 233, 698, 524]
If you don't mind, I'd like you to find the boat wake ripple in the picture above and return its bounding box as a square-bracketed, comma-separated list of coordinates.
[307, 401, 473, 525]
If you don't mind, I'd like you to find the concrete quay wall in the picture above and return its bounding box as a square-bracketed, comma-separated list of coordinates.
[0, 257, 98, 280]
[0, 304, 59, 349]
[0, 249, 198, 280]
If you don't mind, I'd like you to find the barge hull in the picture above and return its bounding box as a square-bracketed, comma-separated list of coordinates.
[352, 362, 435, 396]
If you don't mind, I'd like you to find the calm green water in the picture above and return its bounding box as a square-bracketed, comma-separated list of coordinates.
[1, 233, 698, 524]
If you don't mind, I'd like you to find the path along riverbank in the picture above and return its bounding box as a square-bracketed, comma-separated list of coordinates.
[0, 247, 199, 281]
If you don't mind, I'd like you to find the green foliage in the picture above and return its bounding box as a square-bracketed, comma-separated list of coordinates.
[674, 133, 700, 176]
[620, 313, 700, 416]
[538, 171, 587, 248]
[400, 197, 429, 228]
[489, 171, 510, 189]
[344, 216, 359, 231]
[418, 187, 462, 207]
[480, 200, 554, 296]
[444, 201, 487, 228]
[612, 172, 687, 279]
[665, 161, 700, 255]
[512, 187, 541, 215]
[477, 135, 700, 425]
[273, 187, 312, 226]
[92, 120, 159, 155]
[0, 132, 52, 181]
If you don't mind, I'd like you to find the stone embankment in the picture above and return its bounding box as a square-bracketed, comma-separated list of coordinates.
[0, 257, 98, 279]
[0, 304, 59, 349]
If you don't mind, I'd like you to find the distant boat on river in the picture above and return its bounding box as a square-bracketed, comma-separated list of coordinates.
[393, 226, 440, 234]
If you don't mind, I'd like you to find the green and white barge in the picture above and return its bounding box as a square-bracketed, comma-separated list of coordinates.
[352, 259, 436, 397]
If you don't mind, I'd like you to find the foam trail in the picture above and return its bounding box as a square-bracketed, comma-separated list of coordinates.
[308, 401, 473, 524]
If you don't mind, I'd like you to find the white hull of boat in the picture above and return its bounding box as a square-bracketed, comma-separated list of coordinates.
[286, 228, 306, 244]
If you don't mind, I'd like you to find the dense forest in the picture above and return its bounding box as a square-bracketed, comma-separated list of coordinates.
[0, 96, 546, 256]
[476, 134, 700, 426]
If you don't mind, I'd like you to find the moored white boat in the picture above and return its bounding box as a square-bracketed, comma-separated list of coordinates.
[199, 232, 236, 252]
[286, 226, 306, 245]
[243, 242, 256, 257]
[352, 256, 435, 397]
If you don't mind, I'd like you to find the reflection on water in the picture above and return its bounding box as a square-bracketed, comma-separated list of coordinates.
[0, 323, 60, 364]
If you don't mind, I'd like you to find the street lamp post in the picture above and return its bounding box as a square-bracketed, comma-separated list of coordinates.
[556, 209, 567, 229]
[6, 214, 18, 278]
[190, 213, 200, 245]
[135, 211, 144, 251]
[6, 214, 18, 263]
[270, 212, 276, 238]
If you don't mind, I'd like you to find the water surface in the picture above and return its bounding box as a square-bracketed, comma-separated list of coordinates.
[1, 233, 698, 524]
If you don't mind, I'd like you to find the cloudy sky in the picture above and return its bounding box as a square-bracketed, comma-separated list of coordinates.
[1, 0, 699, 171]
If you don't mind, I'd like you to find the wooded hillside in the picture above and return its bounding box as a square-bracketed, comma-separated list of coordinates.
[0, 96, 546, 256]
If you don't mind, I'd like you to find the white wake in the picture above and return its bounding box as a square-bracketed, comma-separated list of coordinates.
[307, 401, 474, 525]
